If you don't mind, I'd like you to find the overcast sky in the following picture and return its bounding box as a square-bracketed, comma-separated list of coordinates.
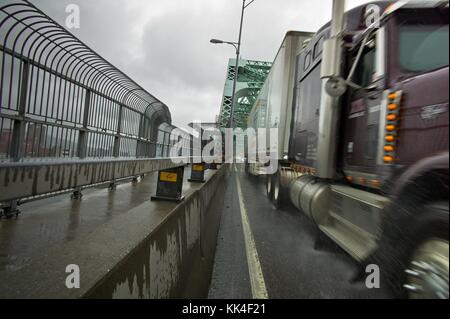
[30, 0, 373, 130]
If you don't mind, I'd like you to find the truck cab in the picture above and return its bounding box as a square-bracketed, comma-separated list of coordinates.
[285, 1, 449, 299]
[342, 5, 449, 190]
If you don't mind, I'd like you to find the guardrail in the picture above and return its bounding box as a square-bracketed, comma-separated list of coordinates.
[0, 157, 193, 203]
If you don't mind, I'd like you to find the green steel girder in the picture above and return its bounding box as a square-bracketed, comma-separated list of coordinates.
[218, 58, 271, 129]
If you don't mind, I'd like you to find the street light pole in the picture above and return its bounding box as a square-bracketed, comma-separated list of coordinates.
[229, 0, 246, 129]
[211, 0, 256, 128]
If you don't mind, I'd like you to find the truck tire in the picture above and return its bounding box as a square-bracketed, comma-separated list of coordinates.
[376, 201, 449, 299]
[271, 171, 287, 209]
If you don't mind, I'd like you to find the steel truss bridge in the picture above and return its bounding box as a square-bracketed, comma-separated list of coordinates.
[218, 58, 271, 129]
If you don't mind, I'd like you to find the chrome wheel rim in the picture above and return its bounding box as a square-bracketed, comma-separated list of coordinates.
[273, 178, 279, 202]
[267, 176, 272, 196]
[404, 238, 449, 299]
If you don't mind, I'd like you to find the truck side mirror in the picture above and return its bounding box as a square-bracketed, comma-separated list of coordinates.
[325, 76, 347, 97]
[321, 35, 348, 97]
[321, 38, 341, 79]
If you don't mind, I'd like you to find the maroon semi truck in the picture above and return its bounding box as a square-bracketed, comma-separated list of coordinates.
[250, 1, 449, 298]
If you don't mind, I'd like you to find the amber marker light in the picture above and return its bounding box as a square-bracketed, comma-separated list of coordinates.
[385, 135, 395, 142]
[386, 114, 397, 121]
[384, 145, 394, 152]
[388, 104, 397, 111]
[386, 125, 396, 131]
[370, 180, 381, 188]
[388, 92, 397, 101]
[384, 156, 394, 163]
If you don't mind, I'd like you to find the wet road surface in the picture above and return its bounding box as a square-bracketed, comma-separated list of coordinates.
[209, 165, 393, 299]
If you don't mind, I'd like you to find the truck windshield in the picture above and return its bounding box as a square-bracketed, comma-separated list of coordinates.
[396, 8, 449, 74]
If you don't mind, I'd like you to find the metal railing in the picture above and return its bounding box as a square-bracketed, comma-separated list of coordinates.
[0, 0, 176, 162]
[0, 0, 193, 210]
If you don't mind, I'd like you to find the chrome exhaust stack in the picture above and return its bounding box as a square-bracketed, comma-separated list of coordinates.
[317, 0, 346, 179]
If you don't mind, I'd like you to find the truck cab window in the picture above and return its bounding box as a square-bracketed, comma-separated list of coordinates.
[304, 51, 312, 71]
[313, 36, 324, 60]
[396, 8, 449, 74]
[398, 25, 449, 73]
[352, 44, 376, 88]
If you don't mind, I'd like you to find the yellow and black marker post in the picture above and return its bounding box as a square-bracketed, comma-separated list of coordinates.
[151, 166, 185, 202]
[188, 163, 206, 183]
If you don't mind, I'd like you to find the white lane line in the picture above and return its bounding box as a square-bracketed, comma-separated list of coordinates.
[235, 170, 269, 299]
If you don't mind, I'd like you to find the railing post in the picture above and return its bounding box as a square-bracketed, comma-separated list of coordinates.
[1, 200, 19, 219]
[77, 89, 91, 159]
[136, 114, 144, 158]
[110, 104, 123, 190]
[4, 60, 30, 217]
[72, 90, 91, 200]
[149, 141, 156, 158]
[10, 60, 29, 162]
[113, 105, 123, 158]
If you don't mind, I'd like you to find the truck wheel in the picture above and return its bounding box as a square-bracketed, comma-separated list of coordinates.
[379, 202, 449, 299]
[271, 171, 286, 209]
[403, 202, 449, 299]
[404, 237, 448, 299]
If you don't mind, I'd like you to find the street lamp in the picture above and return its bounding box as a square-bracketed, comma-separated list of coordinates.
[210, 39, 238, 51]
[210, 0, 256, 128]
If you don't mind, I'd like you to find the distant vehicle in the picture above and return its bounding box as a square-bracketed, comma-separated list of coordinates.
[247, 0, 449, 298]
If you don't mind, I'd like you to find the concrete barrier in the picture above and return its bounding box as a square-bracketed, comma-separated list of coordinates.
[84, 164, 229, 298]
[0, 164, 229, 299]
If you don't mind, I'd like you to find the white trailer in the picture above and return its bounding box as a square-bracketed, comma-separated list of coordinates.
[247, 31, 314, 175]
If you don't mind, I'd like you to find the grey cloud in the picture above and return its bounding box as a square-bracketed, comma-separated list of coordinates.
[30, 0, 373, 129]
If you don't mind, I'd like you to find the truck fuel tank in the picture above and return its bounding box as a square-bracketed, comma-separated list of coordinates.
[289, 175, 331, 225]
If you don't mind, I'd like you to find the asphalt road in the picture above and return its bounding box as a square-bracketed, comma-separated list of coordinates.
[208, 165, 393, 299]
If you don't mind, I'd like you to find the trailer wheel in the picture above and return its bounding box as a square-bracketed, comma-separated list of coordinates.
[271, 171, 286, 209]
[377, 201, 449, 299]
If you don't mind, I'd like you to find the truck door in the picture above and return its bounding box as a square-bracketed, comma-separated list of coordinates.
[343, 32, 385, 174]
